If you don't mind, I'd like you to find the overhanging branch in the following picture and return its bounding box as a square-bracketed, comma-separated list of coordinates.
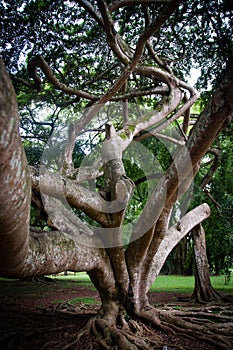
[28, 56, 98, 100]
[146, 203, 211, 290]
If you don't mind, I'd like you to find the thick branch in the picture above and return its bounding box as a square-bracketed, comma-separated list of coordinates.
[0, 65, 117, 290]
[30, 167, 110, 227]
[100, 123, 135, 295]
[146, 203, 211, 290]
[23, 230, 103, 276]
[0, 60, 31, 275]
[97, 0, 114, 36]
[96, 0, 132, 64]
[187, 68, 233, 163]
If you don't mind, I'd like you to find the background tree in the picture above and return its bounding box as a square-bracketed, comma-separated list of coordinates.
[0, 1, 233, 348]
[203, 124, 233, 277]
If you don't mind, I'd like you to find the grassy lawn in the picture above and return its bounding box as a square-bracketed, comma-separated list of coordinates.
[1, 273, 232, 297]
[150, 275, 233, 294]
[52, 272, 233, 294]
[1, 273, 232, 308]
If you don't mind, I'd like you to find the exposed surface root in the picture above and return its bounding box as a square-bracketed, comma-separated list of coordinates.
[75, 316, 163, 350]
[1, 278, 232, 350]
[158, 302, 233, 350]
[39, 301, 233, 350]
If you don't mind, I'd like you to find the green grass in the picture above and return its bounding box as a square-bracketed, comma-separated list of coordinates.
[150, 275, 195, 293]
[150, 275, 232, 294]
[210, 274, 233, 293]
[51, 272, 233, 294]
[1, 273, 232, 310]
[1, 273, 232, 298]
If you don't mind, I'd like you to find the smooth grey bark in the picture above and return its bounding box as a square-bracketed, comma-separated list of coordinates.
[146, 205, 211, 292]
[191, 224, 221, 303]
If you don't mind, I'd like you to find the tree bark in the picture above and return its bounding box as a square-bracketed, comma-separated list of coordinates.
[126, 65, 233, 304]
[0, 59, 31, 275]
[0, 61, 118, 309]
[191, 224, 221, 303]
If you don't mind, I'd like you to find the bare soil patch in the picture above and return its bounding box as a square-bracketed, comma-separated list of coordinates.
[0, 278, 232, 349]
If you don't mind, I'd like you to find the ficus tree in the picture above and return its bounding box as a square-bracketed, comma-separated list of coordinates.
[0, 0, 233, 348]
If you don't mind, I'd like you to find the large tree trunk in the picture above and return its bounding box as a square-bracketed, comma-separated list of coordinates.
[0, 59, 31, 275]
[0, 60, 117, 298]
[191, 224, 221, 303]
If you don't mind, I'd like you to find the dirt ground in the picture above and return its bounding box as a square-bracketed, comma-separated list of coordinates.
[0, 277, 231, 349]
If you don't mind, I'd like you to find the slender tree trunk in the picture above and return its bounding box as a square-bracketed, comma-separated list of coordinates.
[191, 224, 221, 303]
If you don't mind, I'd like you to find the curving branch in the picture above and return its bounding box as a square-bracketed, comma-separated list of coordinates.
[74, 0, 104, 29]
[0, 61, 109, 282]
[133, 86, 183, 134]
[126, 65, 233, 284]
[146, 40, 173, 73]
[97, 0, 114, 36]
[111, 85, 169, 101]
[97, 1, 132, 64]
[129, 0, 182, 70]
[0, 60, 31, 275]
[28, 56, 98, 100]
[146, 203, 211, 291]
[149, 92, 199, 136]
[30, 166, 110, 227]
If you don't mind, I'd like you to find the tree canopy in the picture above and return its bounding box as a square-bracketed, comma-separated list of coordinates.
[1, 0, 233, 100]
